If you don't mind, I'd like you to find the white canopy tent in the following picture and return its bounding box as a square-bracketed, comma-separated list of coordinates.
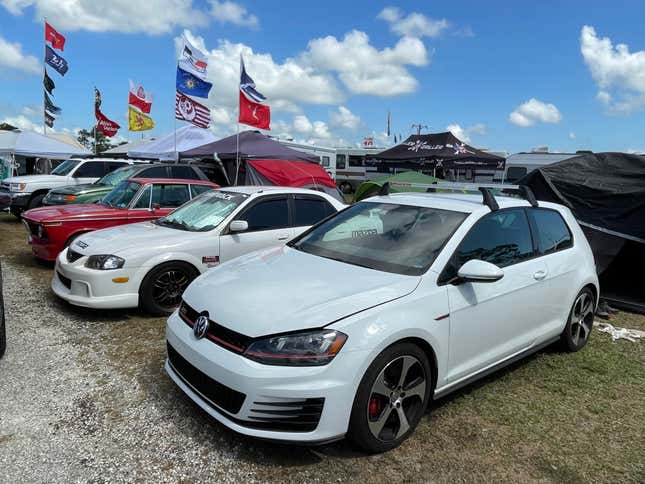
[0, 130, 90, 159]
[103, 138, 155, 156]
[127, 126, 217, 161]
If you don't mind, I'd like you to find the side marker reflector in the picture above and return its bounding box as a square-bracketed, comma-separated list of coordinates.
[112, 277, 129, 283]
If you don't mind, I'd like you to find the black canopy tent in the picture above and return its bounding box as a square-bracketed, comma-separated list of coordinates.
[519, 152, 645, 313]
[182, 130, 319, 185]
[369, 132, 505, 171]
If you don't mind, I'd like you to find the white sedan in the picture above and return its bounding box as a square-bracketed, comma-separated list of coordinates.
[166, 188, 599, 452]
[53, 186, 346, 314]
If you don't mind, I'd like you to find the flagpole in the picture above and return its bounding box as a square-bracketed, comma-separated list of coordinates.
[42, 18, 47, 135]
[234, 53, 242, 185]
[93, 86, 98, 155]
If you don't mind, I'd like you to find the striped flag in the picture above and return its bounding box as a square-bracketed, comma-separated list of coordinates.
[175, 90, 210, 128]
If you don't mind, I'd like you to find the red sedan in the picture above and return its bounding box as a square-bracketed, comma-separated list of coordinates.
[22, 178, 219, 261]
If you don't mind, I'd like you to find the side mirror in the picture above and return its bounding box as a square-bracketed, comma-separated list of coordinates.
[151, 203, 161, 211]
[457, 259, 504, 283]
[229, 220, 248, 233]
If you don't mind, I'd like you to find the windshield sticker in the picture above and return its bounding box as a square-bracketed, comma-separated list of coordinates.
[351, 229, 377, 238]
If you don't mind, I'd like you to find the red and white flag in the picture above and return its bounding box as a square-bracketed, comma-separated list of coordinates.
[238, 91, 270, 130]
[128, 80, 153, 114]
[45, 22, 65, 51]
[175, 90, 210, 128]
[95, 107, 120, 137]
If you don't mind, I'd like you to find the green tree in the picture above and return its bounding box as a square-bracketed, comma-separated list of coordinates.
[77, 127, 118, 153]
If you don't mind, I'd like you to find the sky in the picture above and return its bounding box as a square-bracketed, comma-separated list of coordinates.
[1, 0, 645, 153]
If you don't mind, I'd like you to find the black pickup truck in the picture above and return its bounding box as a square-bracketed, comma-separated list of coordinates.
[0, 260, 5, 358]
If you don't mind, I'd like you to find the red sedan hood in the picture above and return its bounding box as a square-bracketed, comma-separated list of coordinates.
[23, 203, 127, 223]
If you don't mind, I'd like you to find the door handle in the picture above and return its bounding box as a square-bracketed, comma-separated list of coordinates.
[533, 270, 547, 280]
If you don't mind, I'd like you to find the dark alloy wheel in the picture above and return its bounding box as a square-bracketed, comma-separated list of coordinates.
[349, 343, 431, 453]
[140, 262, 197, 316]
[560, 288, 595, 352]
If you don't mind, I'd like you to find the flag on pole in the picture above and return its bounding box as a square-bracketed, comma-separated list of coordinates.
[94, 87, 102, 108]
[43, 70, 55, 95]
[45, 22, 65, 51]
[178, 35, 208, 80]
[44, 91, 61, 114]
[175, 90, 210, 128]
[128, 106, 154, 131]
[95, 107, 120, 137]
[128, 80, 153, 114]
[176, 67, 212, 98]
[45, 45, 68, 76]
[45, 112, 55, 128]
[238, 56, 270, 130]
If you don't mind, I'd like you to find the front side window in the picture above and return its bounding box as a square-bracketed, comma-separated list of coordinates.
[528, 208, 572, 255]
[156, 190, 247, 232]
[454, 209, 534, 270]
[170, 165, 200, 180]
[101, 181, 142, 209]
[139, 165, 168, 178]
[293, 197, 336, 227]
[74, 162, 105, 178]
[151, 184, 190, 208]
[51, 159, 80, 176]
[97, 165, 139, 186]
[291, 202, 468, 276]
[240, 197, 289, 231]
[132, 185, 151, 209]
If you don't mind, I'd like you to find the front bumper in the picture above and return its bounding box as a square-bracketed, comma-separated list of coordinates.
[0, 190, 30, 210]
[52, 249, 140, 309]
[166, 311, 366, 443]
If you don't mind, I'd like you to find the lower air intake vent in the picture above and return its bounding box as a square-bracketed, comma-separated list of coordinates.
[247, 398, 325, 432]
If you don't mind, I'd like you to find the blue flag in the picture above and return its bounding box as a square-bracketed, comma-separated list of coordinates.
[176, 67, 212, 98]
[45, 45, 68, 76]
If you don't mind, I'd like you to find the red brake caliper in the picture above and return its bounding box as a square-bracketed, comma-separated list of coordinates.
[369, 396, 382, 419]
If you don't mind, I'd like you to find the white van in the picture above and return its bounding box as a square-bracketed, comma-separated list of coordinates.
[493, 152, 580, 184]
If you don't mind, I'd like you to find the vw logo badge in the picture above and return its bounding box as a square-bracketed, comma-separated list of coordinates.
[193, 315, 209, 339]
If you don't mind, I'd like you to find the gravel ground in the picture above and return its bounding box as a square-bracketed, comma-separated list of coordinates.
[0, 214, 643, 483]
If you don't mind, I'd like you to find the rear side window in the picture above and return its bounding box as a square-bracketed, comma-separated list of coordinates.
[190, 184, 214, 197]
[293, 197, 336, 227]
[505, 167, 527, 182]
[139, 165, 168, 178]
[107, 162, 128, 173]
[528, 209, 573, 255]
[74, 161, 105, 177]
[240, 197, 289, 231]
[151, 184, 190, 208]
[170, 166, 200, 180]
[455, 208, 534, 269]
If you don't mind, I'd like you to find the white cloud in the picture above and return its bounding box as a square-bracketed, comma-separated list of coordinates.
[329, 106, 361, 129]
[377, 7, 449, 38]
[209, 0, 258, 28]
[1, 114, 45, 133]
[509, 98, 562, 127]
[0, 35, 40, 74]
[302, 30, 428, 96]
[581, 25, 645, 114]
[292, 115, 331, 140]
[1, 0, 209, 34]
[177, 30, 344, 114]
[446, 123, 487, 143]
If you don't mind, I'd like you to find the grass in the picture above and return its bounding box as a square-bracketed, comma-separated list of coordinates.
[1, 211, 643, 483]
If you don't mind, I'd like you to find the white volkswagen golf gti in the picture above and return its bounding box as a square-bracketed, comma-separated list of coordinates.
[165, 187, 598, 453]
[53, 186, 345, 315]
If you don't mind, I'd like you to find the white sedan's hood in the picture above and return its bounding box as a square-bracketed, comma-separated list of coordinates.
[182, 246, 421, 337]
[71, 222, 201, 258]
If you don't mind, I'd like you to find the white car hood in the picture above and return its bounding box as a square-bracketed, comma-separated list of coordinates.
[4, 175, 64, 186]
[182, 246, 421, 337]
[72, 222, 202, 258]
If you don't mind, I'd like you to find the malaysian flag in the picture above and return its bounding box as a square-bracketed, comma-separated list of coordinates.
[240, 56, 266, 103]
[175, 90, 210, 128]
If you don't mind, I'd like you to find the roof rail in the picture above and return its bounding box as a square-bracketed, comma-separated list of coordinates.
[385, 180, 539, 210]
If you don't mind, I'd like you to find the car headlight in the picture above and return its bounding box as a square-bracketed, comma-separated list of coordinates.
[244, 329, 347, 366]
[10, 183, 26, 191]
[37, 224, 44, 239]
[85, 254, 125, 270]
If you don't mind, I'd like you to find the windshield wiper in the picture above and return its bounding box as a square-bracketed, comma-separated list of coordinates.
[156, 219, 191, 231]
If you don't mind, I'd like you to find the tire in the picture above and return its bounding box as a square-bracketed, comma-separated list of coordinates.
[10, 207, 22, 219]
[28, 193, 46, 210]
[139, 262, 198, 316]
[0, 260, 6, 359]
[348, 342, 432, 453]
[340, 182, 353, 194]
[560, 287, 595, 352]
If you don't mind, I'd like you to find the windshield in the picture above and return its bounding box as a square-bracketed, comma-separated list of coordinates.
[100, 181, 142, 209]
[51, 159, 81, 176]
[290, 202, 468, 276]
[97, 166, 138, 186]
[155, 190, 247, 232]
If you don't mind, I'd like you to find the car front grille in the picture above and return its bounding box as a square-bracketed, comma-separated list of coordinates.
[24, 220, 40, 237]
[178, 301, 253, 354]
[247, 398, 325, 432]
[66, 249, 83, 263]
[57, 271, 72, 289]
[167, 342, 246, 414]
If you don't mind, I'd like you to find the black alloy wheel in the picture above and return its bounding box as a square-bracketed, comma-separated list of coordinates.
[140, 262, 197, 316]
[560, 287, 595, 352]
